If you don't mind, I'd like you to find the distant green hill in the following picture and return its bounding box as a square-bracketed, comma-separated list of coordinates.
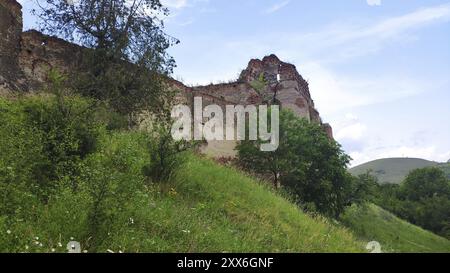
[349, 158, 447, 184]
[341, 204, 450, 253]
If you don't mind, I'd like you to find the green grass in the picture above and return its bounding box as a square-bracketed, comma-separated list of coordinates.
[0, 96, 364, 253]
[164, 153, 363, 253]
[1, 131, 364, 253]
[340, 203, 450, 253]
[87, 132, 364, 252]
[349, 158, 440, 184]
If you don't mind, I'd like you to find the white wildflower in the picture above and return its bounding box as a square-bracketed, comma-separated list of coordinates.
[57, 242, 62, 247]
[106, 249, 114, 253]
[51, 248, 56, 252]
[6, 230, 11, 234]
[25, 245, 29, 250]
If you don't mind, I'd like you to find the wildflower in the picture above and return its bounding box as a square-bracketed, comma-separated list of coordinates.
[83, 250, 88, 253]
[39, 243, 43, 247]
[51, 248, 56, 252]
[57, 242, 62, 247]
[34, 241, 39, 245]
[70, 237, 74, 240]
[182, 229, 191, 234]
[25, 245, 29, 250]
[6, 230, 11, 234]
[169, 188, 178, 196]
[129, 218, 134, 224]
[106, 249, 114, 253]
[35, 236, 39, 240]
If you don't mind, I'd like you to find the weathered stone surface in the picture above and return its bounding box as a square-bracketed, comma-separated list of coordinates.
[0, 0, 27, 93]
[0, 0, 333, 156]
[18, 30, 82, 90]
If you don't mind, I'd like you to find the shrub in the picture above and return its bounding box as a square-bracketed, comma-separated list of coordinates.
[142, 122, 191, 183]
[20, 95, 101, 196]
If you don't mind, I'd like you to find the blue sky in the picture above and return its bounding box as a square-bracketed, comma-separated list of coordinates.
[18, 0, 450, 166]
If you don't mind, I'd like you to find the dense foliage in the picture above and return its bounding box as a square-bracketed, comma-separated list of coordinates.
[363, 168, 450, 239]
[0, 95, 190, 252]
[0, 96, 363, 253]
[237, 110, 368, 218]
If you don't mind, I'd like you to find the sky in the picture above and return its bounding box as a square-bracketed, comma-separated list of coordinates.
[18, 0, 450, 166]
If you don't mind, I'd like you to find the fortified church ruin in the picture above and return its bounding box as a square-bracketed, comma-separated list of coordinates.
[0, 0, 333, 156]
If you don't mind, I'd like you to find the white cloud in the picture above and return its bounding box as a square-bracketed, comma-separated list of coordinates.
[161, 0, 210, 10]
[367, 0, 381, 7]
[300, 62, 424, 115]
[335, 115, 367, 141]
[161, 0, 189, 9]
[263, 0, 290, 14]
[280, 3, 450, 62]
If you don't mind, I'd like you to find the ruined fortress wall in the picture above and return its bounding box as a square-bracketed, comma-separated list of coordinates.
[193, 82, 263, 106]
[19, 30, 82, 90]
[0, 0, 26, 92]
[0, 0, 333, 152]
[1, 0, 82, 92]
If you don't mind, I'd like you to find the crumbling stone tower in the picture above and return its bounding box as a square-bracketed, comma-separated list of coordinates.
[0, 0, 27, 92]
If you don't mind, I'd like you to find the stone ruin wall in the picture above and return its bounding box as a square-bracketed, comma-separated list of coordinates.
[0, 0, 333, 157]
[1, 0, 82, 93]
[0, 0, 26, 92]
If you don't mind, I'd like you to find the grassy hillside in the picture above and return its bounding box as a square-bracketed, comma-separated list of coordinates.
[0, 123, 364, 252]
[129, 148, 364, 253]
[340, 204, 450, 253]
[6, 96, 447, 253]
[349, 158, 440, 184]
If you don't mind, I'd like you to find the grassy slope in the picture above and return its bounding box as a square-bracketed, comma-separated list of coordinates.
[76, 132, 362, 253]
[152, 152, 363, 252]
[349, 158, 439, 184]
[340, 204, 450, 253]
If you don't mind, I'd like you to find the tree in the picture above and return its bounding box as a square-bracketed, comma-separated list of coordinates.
[372, 167, 450, 239]
[398, 167, 450, 238]
[348, 171, 379, 205]
[400, 167, 450, 201]
[34, 0, 179, 123]
[237, 110, 353, 218]
[236, 110, 294, 189]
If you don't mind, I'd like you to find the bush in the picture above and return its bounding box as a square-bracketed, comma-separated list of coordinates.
[142, 123, 190, 183]
[0, 94, 101, 210]
[21, 96, 101, 196]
